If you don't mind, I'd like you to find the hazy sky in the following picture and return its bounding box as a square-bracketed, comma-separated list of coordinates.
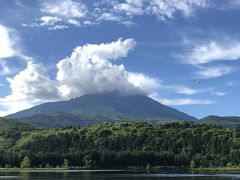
[0, 0, 240, 118]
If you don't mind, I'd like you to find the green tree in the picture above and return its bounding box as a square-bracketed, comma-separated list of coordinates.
[83, 155, 93, 168]
[21, 156, 31, 168]
[63, 158, 69, 168]
[190, 160, 196, 168]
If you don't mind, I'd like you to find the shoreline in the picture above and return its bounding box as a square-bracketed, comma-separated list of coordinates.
[0, 166, 240, 173]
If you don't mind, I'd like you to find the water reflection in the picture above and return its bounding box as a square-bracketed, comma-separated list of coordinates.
[0, 170, 240, 180]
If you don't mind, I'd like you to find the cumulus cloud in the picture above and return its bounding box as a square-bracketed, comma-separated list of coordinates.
[6, 62, 60, 101]
[0, 62, 60, 116]
[1, 37, 221, 116]
[127, 72, 160, 94]
[0, 38, 161, 116]
[24, 0, 210, 30]
[56, 38, 158, 98]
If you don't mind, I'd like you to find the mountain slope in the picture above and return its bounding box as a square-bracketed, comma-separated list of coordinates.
[20, 112, 97, 128]
[200, 115, 240, 127]
[0, 118, 35, 150]
[0, 118, 34, 131]
[6, 93, 197, 127]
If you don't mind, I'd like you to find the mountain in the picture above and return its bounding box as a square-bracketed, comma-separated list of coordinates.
[200, 115, 240, 127]
[6, 93, 197, 127]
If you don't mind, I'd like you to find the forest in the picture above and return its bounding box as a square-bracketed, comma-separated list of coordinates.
[1, 120, 240, 169]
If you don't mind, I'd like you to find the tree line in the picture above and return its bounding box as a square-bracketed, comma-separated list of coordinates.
[1, 121, 240, 168]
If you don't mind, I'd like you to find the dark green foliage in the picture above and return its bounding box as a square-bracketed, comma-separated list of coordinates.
[200, 116, 240, 127]
[6, 93, 196, 128]
[19, 112, 96, 128]
[0, 118, 35, 150]
[0, 118, 34, 131]
[0, 121, 240, 168]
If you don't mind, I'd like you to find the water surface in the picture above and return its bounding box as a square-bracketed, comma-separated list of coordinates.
[0, 170, 240, 180]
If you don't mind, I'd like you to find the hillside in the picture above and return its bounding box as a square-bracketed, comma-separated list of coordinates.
[6, 93, 197, 128]
[20, 111, 97, 128]
[0, 121, 239, 168]
[0, 118, 34, 131]
[200, 115, 240, 127]
[0, 118, 35, 150]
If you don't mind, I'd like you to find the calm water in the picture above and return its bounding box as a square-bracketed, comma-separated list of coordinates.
[0, 170, 240, 180]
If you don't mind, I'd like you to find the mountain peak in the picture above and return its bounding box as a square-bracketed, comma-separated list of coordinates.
[6, 93, 197, 128]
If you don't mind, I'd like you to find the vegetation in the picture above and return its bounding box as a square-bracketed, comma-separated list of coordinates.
[20, 156, 31, 168]
[201, 116, 240, 128]
[0, 118, 35, 151]
[1, 120, 240, 169]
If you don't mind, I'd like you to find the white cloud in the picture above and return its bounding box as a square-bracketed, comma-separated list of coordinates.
[0, 61, 11, 75]
[30, 0, 88, 29]
[211, 91, 226, 96]
[25, 0, 210, 30]
[195, 65, 234, 79]
[112, 0, 208, 20]
[157, 84, 226, 97]
[96, 12, 122, 23]
[170, 85, 203, 95]
[56, 38, 157, 98]
[6, 62, 60, 101]
[40, 16, 62, 26]
[48, 25, 69, 31]
[158, 98, 214, 106]
[0, 24, 28, 76]
[127, 72, 160, 95]
[112, 0, 145, 16]
[67, 19, 81, 27]
[149, 0, 207, 19]
[0, 100, 36, 117]
[180, 38, 240, 79]
[0, 25, 16, 58]
[185, 41, 240, 65]
[0, 38, 161, 116]
[0, 62, 60, 116]
[41, 0, 87, 18]
[0, 37, 222, 116]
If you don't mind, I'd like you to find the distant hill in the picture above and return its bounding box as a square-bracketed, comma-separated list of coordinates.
[0, 118, 35, 150]
[6, 93, 197, 128]
[200, 115, 240, 127]
[20, 112, 98, 128]
[0, 118, 34, 131]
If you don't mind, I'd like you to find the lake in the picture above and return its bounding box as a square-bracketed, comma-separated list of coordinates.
[1, 170, 240, 180]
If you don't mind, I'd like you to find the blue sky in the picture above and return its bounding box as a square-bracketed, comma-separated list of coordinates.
[0, 0, 240, 118]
